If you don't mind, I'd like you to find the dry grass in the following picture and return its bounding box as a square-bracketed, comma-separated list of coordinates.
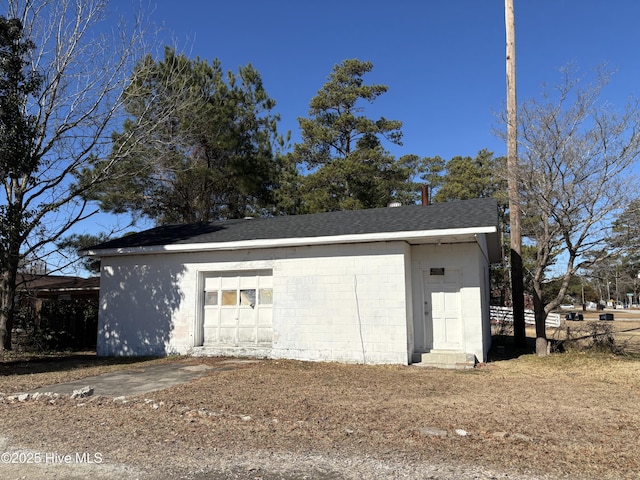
[1, 348, 640, 479]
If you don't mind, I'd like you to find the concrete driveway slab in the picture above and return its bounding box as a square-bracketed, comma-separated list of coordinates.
[28, 361, 217, 398]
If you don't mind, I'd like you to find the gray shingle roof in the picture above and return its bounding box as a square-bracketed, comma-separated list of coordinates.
[88, 198, 499, 251]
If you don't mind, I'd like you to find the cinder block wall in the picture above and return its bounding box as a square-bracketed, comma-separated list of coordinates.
[97, 255, 189, 356]
[272, 242, 411, 364]
[97, 242, 412, 364]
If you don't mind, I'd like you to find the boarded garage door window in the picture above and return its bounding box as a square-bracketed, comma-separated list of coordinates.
[205, 291, 218, 306]
[240, 289, 256, 307]
[259, 288, 273, 305]
[221, 290, 238, 306]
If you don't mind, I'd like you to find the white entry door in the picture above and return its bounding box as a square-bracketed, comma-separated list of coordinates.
[424, 268, 463, 351]
[201, 270, 273, 346]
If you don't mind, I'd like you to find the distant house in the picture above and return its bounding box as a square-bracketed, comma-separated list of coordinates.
[84, 198, 500, 367]
[14, 275, 100, 350]
[17, 274, 100, 304]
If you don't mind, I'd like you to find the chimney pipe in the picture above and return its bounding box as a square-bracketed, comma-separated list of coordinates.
[421, 185, 429, 206]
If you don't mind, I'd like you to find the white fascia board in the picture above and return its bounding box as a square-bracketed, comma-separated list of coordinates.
[33, 286, 100, 293]
[84, 226, 497, 257]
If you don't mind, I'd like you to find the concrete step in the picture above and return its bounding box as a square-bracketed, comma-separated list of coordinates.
[190, 345, 271, 359]
[412, 350, 477, 369]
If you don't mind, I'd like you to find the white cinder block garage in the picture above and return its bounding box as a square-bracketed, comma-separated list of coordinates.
[85, 198, 501, 367]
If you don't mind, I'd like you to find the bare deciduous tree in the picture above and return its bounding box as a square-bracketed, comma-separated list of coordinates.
[517, 65, 640, 354]
[0, 0, 151, 350]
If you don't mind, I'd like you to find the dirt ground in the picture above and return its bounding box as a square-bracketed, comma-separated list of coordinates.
[1, 332, 640, 480]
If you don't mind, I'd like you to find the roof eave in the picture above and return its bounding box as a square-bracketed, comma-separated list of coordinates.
[41, 286, 100, 292]
[83, 226, 498, 257]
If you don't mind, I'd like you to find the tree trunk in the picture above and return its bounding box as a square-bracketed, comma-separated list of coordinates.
[0, 267, 18, 351]
[505, 0, 526, 347]
[0, 216, 22, 351]
[533, 287, 548, 356]
[536, 337, 550, 356]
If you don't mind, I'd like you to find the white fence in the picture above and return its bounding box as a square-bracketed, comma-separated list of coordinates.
[490, 306, 561, 328]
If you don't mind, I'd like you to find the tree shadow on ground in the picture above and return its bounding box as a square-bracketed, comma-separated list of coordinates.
[0, 352, 161, 377]
[487, 335, 538, 362]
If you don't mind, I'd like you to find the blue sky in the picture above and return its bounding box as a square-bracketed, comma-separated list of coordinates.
[54, 0, 640, 274]
[142, 0, 640, 161]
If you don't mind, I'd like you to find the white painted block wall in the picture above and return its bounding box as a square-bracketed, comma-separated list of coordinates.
[97, 242, 412, 364]
[97, 255, 189, 356]
[271, 242, 411, 364]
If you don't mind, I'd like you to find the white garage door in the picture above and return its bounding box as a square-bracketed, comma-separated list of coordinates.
[202, 270, 273, 346]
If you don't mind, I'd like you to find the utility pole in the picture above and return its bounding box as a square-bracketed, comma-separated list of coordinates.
[505, 0, 526, 347]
